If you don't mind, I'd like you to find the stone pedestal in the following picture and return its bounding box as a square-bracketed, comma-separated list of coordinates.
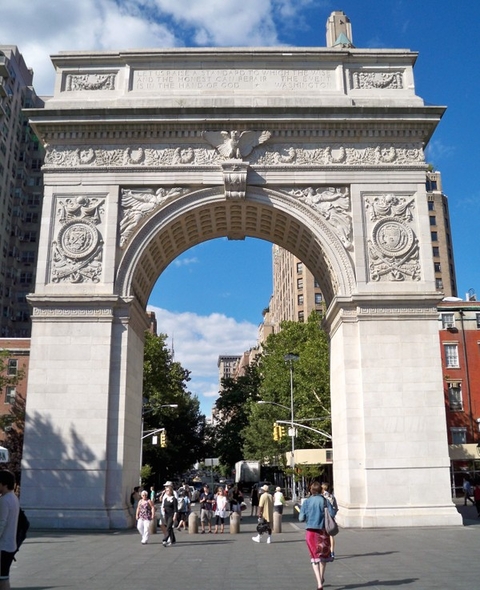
[230, 512, 240, 534]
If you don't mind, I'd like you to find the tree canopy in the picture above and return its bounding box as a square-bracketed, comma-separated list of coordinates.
[141, 331, 208, 485]
[242, 312, 331, 464]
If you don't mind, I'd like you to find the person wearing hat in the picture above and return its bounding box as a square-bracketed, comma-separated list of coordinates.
[199, 484, 215, 533]
[252, 484, 273, 543]
[273, 486, 287, 515]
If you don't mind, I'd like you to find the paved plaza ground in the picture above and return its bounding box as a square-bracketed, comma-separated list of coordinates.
[9, 499, 480, 590]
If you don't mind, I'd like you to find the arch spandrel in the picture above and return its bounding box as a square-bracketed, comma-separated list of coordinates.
[116, 186, 356, 308]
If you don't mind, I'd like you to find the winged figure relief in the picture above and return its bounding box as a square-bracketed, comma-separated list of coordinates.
[202, 130, 271, 159]
[119, 187, 187, 246]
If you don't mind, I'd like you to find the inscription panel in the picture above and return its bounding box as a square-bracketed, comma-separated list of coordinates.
[132, 68, 336, 92]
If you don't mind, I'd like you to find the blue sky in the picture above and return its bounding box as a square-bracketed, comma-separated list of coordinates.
[2, 0, 479, 416]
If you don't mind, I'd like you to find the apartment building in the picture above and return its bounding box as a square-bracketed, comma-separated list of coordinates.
[427, 170, 457, 297]
[438, 298, 480, 494]
[0, 46, 44, 337]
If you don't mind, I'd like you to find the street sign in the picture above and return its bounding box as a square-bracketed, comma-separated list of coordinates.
[0, 447, 9, 462]
[204, 457, 219, 466]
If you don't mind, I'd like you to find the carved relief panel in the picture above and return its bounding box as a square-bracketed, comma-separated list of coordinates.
[50, 196, 105, 283]
[363, 193, 421, 282]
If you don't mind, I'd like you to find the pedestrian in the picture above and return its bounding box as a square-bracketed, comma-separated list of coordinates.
[130, 486, 140, 515]
[149, 485, 156, 503]
[463, 477, 475, 506]
[214, 486, 228, 533]
[252, 484, 273, 544]
[250, 484, 259, 516]
[228, 484, 243, 516]
[321, 482, 338, 559]
[199, 484, 214, 533]
[0, 470, 20, 590]
[273, 486, 287, 515]
[299, 481, 337, 590]
[176, 490, 189, 531]
[136, 490, 155, 545]
[474, 483, 480, 518]
[161, 484, 178, 546]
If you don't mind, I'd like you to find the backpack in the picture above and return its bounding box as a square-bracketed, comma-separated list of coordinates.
[16, 508, 30, 553]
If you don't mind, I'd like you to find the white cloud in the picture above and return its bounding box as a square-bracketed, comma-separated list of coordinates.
[173, 257, 198, 267]
[0, 0, 317, 96]
[148, 306, 258, 415]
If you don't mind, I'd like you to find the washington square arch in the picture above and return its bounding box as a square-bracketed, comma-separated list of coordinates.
[20, 13, 462, 529]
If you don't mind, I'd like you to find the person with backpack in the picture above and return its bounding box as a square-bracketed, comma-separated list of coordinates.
[0, 470, 20, 590]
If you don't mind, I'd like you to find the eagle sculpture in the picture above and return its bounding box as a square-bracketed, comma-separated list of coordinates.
[202, 130, 271, 159]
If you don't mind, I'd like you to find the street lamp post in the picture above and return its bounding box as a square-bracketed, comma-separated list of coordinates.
[284, 353, 299, 502]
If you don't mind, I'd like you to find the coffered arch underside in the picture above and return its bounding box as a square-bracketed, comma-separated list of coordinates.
[116, 187, 356, 309]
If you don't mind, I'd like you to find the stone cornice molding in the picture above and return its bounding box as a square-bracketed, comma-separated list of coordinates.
[27, 294, 135, 321]
[36, 123, 435, 142]
[325, 293, 442, 336]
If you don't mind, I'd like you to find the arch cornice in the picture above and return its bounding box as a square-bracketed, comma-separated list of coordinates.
[115, 185, 356, 308]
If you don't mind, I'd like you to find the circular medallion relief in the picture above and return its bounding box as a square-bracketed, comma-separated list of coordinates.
[372, 217, 414, 257]
[58, 220, 99, 259]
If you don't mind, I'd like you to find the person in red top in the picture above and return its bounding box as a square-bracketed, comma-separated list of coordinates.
[474, 483, 480, 518]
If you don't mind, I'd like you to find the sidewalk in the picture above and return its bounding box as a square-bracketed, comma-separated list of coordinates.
[10, 501, 480, 590]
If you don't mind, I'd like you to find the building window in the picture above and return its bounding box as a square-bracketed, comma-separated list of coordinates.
[448, 383, 463, 411]
[297, 294, 304, 305]
[314, 279, 320, 288]
[298, 311, 304, 322]
[444, 344, 459, 368]
[5, 386, 16, 405]
[297, 278, 303, 289]
[428, 201, 434, 211]
[441, 313, 455, 329]
[435, 278, 443, 290]
[434, 262, 441, 273]
[7, 359, 17, 376]
[315, 293, 323, 304]
[296, 262, 303, 274]
[429, 216, 437, 226]
[450, 427, 467, 445]
[431, 231, 438, 242]
[432, 246, 440, 257]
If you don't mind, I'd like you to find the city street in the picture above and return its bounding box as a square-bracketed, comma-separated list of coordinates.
[10, 500, 480, 589]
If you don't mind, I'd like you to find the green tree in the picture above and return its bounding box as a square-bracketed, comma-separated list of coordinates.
[141, 332, 207, 485]
[213, 364, 261, 471]
[0, 350, 26, 482]
[242, 312, 331, 463]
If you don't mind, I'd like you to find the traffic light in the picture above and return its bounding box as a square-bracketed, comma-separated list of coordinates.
[279, 425, 286, 439]
[160, 430, 167, 447]
[273, 423, 280, 441]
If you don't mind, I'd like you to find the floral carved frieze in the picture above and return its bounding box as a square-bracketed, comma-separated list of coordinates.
[288, 187, 352, 250]
[119, 187, 189, 248]
[364, 194, 420, 282]
[43, 142, 424, 169]
[51, 197, 105, 283]
[351, 71, 404, 90]
[65, 73, 116, 91]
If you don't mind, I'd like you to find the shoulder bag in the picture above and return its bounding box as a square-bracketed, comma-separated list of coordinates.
[324, 500, 339, 536]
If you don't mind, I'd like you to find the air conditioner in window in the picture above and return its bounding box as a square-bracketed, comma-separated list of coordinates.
[445, 322, 455, 329]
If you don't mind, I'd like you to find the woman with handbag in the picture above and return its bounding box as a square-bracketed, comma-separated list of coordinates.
[299, 481, 337, 590]
[321, 482, 338, 559]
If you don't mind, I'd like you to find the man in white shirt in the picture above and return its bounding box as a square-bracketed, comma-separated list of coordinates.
[0, 470, 19, 590]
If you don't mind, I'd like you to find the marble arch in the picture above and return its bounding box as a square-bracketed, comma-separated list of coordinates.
[21, 43, 461, 528]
